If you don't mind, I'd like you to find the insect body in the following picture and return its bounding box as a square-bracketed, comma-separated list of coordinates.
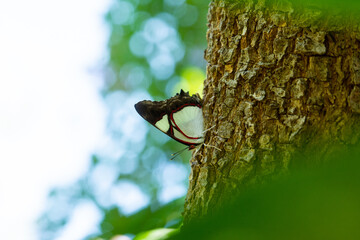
[134, 89, 204, 147]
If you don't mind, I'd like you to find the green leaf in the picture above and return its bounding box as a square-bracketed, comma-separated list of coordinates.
[134, 228, 179, 240]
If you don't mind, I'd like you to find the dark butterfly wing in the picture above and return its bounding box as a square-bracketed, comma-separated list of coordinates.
[134, 90, 204, 146]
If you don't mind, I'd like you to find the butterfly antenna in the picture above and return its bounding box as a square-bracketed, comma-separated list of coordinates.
[170, 146, 189, 160]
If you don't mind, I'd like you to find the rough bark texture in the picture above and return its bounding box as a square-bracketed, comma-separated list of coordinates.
[183, 0, 360, 223]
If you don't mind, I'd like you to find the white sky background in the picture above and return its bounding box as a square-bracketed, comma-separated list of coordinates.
[0, 0, 111, 239]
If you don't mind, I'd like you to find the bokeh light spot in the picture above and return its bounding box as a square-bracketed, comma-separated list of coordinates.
[150, 53, 175, 80]
[111, 1, 134, 25]
[143, 18, 173, 43]
[129, 32, 154, 57]
[173, 66, 205, 96]
[111, 181, 150, 215]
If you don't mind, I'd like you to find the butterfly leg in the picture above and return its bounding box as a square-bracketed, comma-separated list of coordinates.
[202, 125, 216, 134]
[203, 143, 221, 151]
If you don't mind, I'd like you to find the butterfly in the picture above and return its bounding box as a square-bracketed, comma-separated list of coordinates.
[134, 89, 204, 150]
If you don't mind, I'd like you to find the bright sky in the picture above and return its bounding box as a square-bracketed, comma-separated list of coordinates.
[0, 0, 111, 239]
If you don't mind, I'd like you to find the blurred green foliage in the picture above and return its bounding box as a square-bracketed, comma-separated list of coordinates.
[92, 198, 184, 239]
[225, 0, 360, 16]
[133, 228, 179, 240]
[170, 143, 360, 240]
[39, 0, 360, 239]
[289, 0, 360, 13]
[38, 0, 209, 239]
[105, 0, 209, 97]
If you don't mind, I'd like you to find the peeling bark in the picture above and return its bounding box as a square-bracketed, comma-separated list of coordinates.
[183, 0, 360, 223]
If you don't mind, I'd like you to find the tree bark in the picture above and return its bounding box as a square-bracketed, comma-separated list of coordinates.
[183, 0, 360, 223]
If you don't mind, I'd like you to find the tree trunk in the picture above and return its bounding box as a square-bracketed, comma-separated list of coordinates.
[183, 0, 360, 223]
